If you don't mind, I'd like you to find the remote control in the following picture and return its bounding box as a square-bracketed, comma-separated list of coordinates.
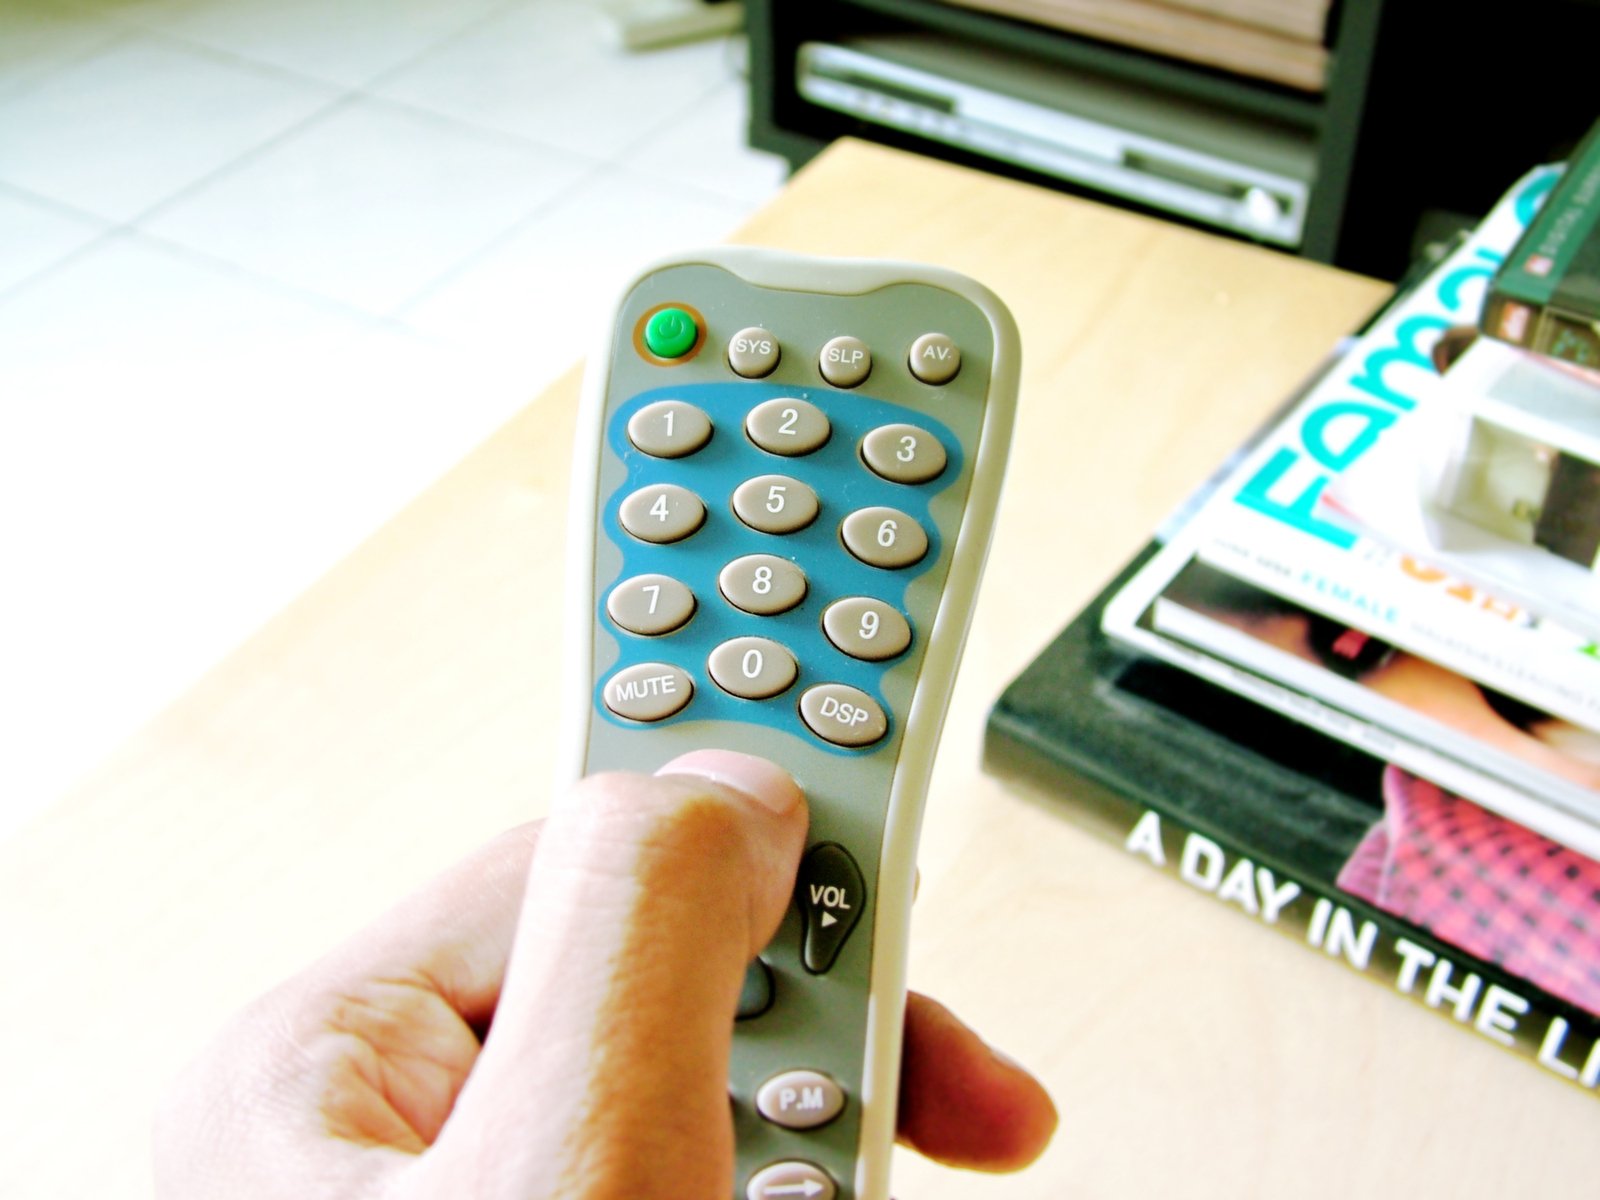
[561, 246, 1019, 1200]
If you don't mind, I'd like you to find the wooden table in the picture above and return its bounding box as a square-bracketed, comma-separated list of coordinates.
[6, 140, 1594, 1198]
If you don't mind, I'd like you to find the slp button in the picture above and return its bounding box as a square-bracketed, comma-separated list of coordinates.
[641, 305, 700, 359]
[798, 842, 866, 974]
[603, 663, 693, 722]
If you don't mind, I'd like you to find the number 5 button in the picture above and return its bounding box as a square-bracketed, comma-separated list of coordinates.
[822, 597, 910, 661]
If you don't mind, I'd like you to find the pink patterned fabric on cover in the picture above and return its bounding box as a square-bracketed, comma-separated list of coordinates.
[1337, 766, 1600, 1017]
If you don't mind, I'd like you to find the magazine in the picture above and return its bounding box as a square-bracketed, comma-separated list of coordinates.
[1136, 556, 1600, 860]
[989, 555, 1600, 1098]
[1324, 334, 1600, 641]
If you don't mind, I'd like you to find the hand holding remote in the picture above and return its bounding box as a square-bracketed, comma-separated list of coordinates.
[154, 752, 1056, 1199]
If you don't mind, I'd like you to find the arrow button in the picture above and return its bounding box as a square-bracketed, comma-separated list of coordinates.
[798, 843, 866, 974]
[746, 1160, 836, 1200]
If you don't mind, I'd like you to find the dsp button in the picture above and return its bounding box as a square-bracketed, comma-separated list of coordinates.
[756, 1069, 846, 1131]
[798, 842, 866, 974]
[799, 683, 887, 748]
[746, 1161, 835, 1200]
[602, 662, 693, 722]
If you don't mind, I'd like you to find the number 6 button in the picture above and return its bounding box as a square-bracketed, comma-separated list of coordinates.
[840, 505, 927, 568]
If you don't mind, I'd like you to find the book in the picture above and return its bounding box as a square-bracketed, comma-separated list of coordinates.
[986, 553, 1600, 1095]
[1481, 116, 1600, 370]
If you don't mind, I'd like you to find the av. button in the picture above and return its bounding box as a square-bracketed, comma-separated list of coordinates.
[602, 663, 693, 722]
[798, 842, 866, 974]
[908, 331, 961, 384]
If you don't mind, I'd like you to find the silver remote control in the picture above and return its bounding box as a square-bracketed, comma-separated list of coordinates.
[562, 246, 1019, 1200]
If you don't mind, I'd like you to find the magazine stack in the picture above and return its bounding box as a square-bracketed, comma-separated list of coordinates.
[987, 116, 1600, 1093]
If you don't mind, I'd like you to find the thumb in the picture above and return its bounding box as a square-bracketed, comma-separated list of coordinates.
[419, 750, 807, 1199]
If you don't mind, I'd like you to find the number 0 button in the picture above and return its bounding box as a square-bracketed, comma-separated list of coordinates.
[619, 483, 705, 543]
[840, 506, 927, 568]
[709, 637, 797, 699]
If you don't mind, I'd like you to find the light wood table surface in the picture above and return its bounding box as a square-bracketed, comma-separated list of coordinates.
[6, 140, 1596, 1198]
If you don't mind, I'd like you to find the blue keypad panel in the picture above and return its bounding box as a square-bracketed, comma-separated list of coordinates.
[593, 379, 965, 754]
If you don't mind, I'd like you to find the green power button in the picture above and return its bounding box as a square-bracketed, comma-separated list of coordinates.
[644, 306, 699, 359]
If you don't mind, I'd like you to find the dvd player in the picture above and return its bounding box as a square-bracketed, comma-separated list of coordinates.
[797, 35, 1315, 247]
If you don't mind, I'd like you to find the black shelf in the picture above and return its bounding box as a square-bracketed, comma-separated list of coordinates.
[747, 0, 1600, 280]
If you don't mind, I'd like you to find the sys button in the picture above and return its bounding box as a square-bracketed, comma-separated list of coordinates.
[798, 842, 866, 974]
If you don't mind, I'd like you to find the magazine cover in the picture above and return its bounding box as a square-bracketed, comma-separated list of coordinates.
[1324, 334, 1600, 640]
[1100, 164, 1600, 839]
[1140, 556, 1600, 860]
[988, 556, 1600, 1096]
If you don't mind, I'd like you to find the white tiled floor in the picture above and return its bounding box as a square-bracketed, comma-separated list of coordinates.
[0, 0, 789, 838]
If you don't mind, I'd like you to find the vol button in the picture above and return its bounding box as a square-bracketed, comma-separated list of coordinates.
[798, 843, 865, 974]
